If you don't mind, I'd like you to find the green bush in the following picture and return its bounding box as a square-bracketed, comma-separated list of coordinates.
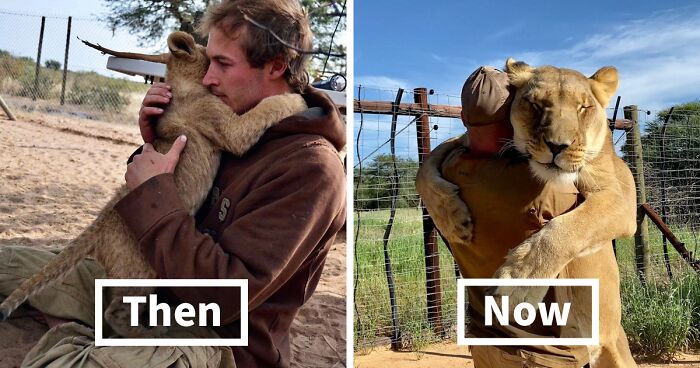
[354, 154, 421, 210]
[67, 80, 128, 111]
[15, 70, 57, 100]
[0, 52, 30, 79]
[44, 59, 61, 70]
[620, 273, 699, 361]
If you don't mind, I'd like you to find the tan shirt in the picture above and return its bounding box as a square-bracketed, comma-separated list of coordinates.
[441, 146, 589, 366]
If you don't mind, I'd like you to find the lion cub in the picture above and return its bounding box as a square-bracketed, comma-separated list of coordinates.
[0, 32, 307, 337]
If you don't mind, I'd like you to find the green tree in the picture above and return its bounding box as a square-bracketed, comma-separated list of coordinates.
[301, 0, 347, 79]
[45, 59, 62, 70]
[354, 154, 420, 210]
[100, 0, 346, 78]
[102, 0, 210, 46]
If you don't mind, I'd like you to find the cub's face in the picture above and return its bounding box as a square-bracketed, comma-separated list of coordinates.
[505, 59, 619, 182]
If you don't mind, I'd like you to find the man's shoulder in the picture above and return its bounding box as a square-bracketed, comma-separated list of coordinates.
[259, 131, 342, 163]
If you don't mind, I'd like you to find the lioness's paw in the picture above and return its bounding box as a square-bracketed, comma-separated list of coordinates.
[446, 200, 473, 243]
[429, 196, 473, 246]
[485, 283, 549, 308]
[487, 256, 549, 307]
[486, 231, 558, 306]
[419, 175, 474, 246]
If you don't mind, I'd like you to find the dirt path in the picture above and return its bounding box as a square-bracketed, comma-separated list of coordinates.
[354, 342, 700, 367]
[0, 113, 346, 367]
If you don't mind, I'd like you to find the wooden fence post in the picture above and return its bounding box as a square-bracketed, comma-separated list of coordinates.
[625, 105, 649, 282]
[60, 16, 72, 106]
[0, 95, 17, 120]
[384, 89, 403, 350]
[33, 16, 46, 101]
[414, 87, 444, 337]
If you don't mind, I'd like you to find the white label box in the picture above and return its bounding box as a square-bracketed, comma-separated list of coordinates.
[95, 279, 248, 346]
[457, 278, 599, 346]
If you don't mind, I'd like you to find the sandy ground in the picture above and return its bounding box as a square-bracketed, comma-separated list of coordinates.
[0, 112, 346, 367]
[354, 343, 700, 367]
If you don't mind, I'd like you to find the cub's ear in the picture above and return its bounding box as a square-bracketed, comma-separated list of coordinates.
[168, 31, 197, 60]
[505, 58, 534, 88]
[589, 66, 618, 107]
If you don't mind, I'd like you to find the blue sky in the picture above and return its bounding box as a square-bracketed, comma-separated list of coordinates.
[355, 0, 700, 112]
[353, 0, 700, 162]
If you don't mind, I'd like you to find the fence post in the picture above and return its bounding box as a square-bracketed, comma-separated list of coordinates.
[414, 87, 445, 337]
[625, 105, 649, 282]
[0, 95, 17, 120]
[384, 89, 404, 350]
[33, 16, 46, 101]
[60, 16, 72, 106]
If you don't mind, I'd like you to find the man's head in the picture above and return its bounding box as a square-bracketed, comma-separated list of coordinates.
[197, 0, 313, 114]
[460, 66, 514, 128]
[460, 66, 515, 154]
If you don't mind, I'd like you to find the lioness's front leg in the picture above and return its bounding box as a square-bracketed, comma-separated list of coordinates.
[489, 156, 637, 305]
[415, 134, 473, 248]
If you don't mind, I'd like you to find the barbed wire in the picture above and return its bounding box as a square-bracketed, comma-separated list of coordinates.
[0, 9, 98, 22]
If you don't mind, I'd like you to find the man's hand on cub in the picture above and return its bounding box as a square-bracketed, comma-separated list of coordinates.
[138, 82, 172, 143]
[125, 135, 187, 191]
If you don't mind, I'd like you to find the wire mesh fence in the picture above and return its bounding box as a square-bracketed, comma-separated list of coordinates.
[353, 86, 465, 349]
[0, 5, 348, 125]
[0, 10, 154, 124]
[619, 106, 700, 282]
[353, 86, 700, 352]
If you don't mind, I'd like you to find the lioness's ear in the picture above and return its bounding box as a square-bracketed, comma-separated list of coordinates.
[505, 58, 534, 88]
[589, 66, 618, 107]
[168, 31, 196, 59]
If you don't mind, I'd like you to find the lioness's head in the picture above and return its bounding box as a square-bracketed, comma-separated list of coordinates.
[505, 58, 618, 183]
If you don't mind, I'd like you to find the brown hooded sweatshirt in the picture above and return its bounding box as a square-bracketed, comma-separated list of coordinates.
[114, 87, 346, 367]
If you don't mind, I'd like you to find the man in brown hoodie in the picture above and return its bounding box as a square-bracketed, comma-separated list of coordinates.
[123, 0, 346, 367]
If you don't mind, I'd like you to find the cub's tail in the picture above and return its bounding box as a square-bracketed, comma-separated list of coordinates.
[0, 227, 99, 321]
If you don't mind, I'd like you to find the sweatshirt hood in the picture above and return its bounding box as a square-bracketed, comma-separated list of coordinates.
[259, 87, 346, 152]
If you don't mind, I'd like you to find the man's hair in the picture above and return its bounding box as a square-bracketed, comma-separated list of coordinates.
[198, 0, 313, 93]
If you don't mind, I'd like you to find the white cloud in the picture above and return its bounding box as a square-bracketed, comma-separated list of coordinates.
[484, 23, 525, 42]
[499, 7, 700, 111]
[431, 53, 445, 63]
[355, 75, 410, 90]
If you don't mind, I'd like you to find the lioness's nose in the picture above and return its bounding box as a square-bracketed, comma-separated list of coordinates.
[545, 140, 569, 157]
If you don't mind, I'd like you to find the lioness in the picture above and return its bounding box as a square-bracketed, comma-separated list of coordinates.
[416, 59, 637, 367]
[0, 32, 307, 337]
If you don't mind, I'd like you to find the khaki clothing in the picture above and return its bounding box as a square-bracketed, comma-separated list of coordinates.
[0, 246, 234, 368]
[471, 345, 581, 368]
[441, 147, 590, 367]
